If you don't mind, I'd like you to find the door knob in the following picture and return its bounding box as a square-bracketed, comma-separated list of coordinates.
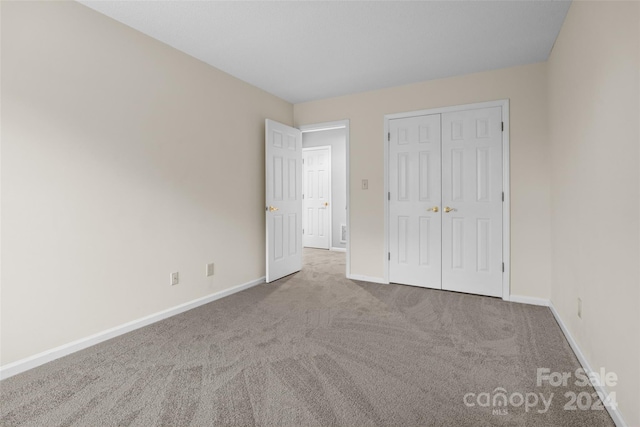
[427, 206, 439, 212]
[268, 206, 279, 212]
[444, 206, 456, 213]
[324, 202, 329, 207]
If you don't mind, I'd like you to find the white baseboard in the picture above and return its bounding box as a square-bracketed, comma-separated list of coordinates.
[347, 274, 388, 284]
[0, 276, 265, 381]
[330, 247, 346, 252]
[548, 302, 628, 427]
[509, 294, 550, 306]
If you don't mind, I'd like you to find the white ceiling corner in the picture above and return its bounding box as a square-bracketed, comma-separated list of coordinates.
[77, 0, 571, 104]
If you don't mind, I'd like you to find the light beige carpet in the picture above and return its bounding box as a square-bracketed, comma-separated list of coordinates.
[0, 249, 614, 426]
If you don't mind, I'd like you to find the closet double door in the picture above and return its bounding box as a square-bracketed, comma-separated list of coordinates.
[388, 106, 503, 298]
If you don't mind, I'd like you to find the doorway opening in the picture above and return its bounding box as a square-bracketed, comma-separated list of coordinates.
[300, 121, 350, 274]
[301, 127, 347, 254]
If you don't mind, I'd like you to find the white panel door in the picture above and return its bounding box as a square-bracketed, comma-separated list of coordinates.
[303, 147, 331, 249]
[389, 114, 442, 289]
[441, 107, 503, 297]
[266, 119, 302, 283]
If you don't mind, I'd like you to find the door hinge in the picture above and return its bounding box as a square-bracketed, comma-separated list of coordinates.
[302, 194, 305, 199]
[388, 252, 391, 261]
[303, 229, 305, 234]
[388, 192, 391, 201]
[501, 122, 504, 132]
[502, 262, 505, 272]
[302, 158, 304, 164]
[388, 132, 390, 142]
[502, 192, 504, 202]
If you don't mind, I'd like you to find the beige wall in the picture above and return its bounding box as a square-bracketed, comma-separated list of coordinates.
[295, 63, 551, 300]
[1, 1, 292, 364]
[3, 4, 638, 424]
[547, 2, 640, 425]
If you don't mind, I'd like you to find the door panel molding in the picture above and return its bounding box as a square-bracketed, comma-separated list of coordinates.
[383, 100, 511, 300]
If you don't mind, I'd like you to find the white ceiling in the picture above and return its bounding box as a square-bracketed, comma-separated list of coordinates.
[79, 1, 571, 104]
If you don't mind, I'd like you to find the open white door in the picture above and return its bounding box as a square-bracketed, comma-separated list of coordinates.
[266, 119, 303, 283]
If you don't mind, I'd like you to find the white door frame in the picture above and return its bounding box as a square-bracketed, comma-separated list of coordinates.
[299, 120, 350, 277]
[302, 145, 332, 249]
[383, 100, 511, 300]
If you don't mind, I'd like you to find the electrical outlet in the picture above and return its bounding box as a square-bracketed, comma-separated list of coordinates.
[577, 298, 582, 319]
[170, 272, 179, 286]
[206, 263, 214, 277]
[362, 179, 368, 190]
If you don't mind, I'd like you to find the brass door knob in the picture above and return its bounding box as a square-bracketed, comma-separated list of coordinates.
[427, 206, 439, 212]
[324, 202, 329, 207]
[268, 206, 279, 212]
[444, 206, 455, 213]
